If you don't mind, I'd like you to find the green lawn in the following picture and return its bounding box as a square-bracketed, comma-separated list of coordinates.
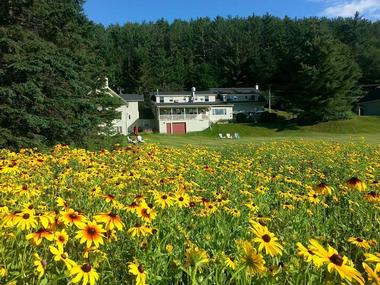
[141, 116, 380, 147]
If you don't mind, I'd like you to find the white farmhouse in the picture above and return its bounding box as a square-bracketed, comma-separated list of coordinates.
[101, 78, 144, 135]
[152, 88, 233, 134]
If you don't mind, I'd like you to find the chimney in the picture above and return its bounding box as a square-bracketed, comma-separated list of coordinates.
[255, 83, 259, 91]
[191, 87, 196, 101]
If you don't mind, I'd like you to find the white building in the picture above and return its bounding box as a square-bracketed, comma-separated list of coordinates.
[152, 88, 233, 134]
[101, 78, 144, 135]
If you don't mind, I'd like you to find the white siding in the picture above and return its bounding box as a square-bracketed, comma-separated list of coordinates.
[209, 106, 233, 123]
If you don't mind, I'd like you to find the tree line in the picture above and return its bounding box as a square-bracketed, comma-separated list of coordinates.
[1, 1, 379, 148]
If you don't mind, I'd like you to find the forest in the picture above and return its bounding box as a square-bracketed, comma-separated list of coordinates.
[1, 0, 380, 148]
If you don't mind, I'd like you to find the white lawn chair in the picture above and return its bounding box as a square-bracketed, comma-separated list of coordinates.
[218, 133, 226, 139]
[226, 133, 233, 139]
[234, 133, 240, 139]
[127, 136, 137, 144]
[137, 135, 144, 143]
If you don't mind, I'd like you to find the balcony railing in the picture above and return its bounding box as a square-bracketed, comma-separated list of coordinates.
[159, 114, 209, 121]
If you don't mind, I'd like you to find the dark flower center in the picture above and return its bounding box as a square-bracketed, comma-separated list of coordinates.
[178, 197, 184, 202]
[23, 213, 30, 219]
[87, 227, 96, 235]
[138, 264, 144, 273]
[329, 254, 343, 266]
[69, 213, 78, 219]
[308, 250, 314, 255]
[347, 177, 360, 185]
[61, 254, 67, 259]
[162, 195, 167, 200]
[356, 238, 363, 242]
[262, 234, 271, 242]
[58, 236, 65, 242]
[109, 213, 117, 218]
[81, 264, 92, 272]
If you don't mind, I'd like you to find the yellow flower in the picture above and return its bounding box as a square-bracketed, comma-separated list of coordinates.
[55, 229, 69, 251]
[26, 228, 54, 245]
[296, 242, 324, 268]
[70, 263, 99, 285]
[362, 262, 380, 284]
[128, 260, 147, 285]
[184, 245, 209, 269]
[364, 253, 380, 272]
[153, 191, 174, 209]
[238, 240, 266, 276]
[49, 246, 76, 270]
[15, 210, 38, 230]
[165, 244, 174, 253]
[75, 221, 105, 248]
[61, 208, 87, 227]
[33, 253, 46, 279]
[127, 223, 153, 237]
[94, 212, 123, 231]
[348, 237, 371, 249]
[308, 239, 364, 285]
[314, 182, 333, 195]
[251, 224, 283, 257]
[346, 177, 367, 191]
[225, 256, 236, 270]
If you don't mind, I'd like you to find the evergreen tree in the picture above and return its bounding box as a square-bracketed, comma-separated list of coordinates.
[0, 0, 122, 149]
[287, 27, 362, 122]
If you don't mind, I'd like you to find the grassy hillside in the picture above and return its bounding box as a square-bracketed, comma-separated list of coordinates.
[142, 116, 380, 147]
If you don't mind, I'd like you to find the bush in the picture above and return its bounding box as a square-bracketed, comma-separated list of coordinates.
[235, 113, 247, 123]
[258, 111, 279, 123]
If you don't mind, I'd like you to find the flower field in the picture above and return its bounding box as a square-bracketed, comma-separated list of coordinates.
[0, 142, 379, 285]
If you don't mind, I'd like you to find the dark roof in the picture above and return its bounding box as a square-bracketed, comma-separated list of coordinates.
[155, 101, 233, 107]
[210, 88, 260, 94]
[120, 94, 144, 102]
[153, 91, 213, 96]
[359, 87, 380, 103]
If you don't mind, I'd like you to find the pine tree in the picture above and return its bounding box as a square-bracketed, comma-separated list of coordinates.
[0, 0, 122, 149]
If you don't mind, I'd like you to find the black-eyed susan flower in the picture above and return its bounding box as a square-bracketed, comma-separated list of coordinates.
[237, 240, 266, 276]
[70, 263, 99, 285]
[75, 221, 105, 248]
[175, 192, 190, 208]
[346, 177, 367, 191]
[127, 223, 153, 237]
[251, 223, 283, 257]
[33, 253, 46, 279]
[94, 212, 123, 231]
[296, 242, 324, 267]
[348, 237, 371, 249]
[26, 228, 54, 245]
[184, 245, 209, 269]
[154, 192, 174, 209]
[224, 255, 236, 270]
[128, 260, 147, 285]
[55, 229, 69, 251]
[362, 262, 380, 284]
[364, 253, 380, 272]
[15, 210, 38, 230]
[314, 182, 333, 195]
[308, 239, 365, 285]
[49, 245, 76, 270]
[61, 209, 87, 227]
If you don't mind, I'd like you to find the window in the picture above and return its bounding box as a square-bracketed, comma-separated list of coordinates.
[212, 108, 227, 116]
[159, 97, 164, 103]
[115, 126, 123, 134]
[205, 96, 209, 102]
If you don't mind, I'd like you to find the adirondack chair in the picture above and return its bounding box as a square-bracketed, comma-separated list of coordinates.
[226, 133, 233, 139]
[234, 133, 240, 139]
[218, 133, 226, 139]
[137, 135, 145, 143]
[127, 136, 137, 144]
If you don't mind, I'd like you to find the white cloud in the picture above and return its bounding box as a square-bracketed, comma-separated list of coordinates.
[320, 0, 380, 19]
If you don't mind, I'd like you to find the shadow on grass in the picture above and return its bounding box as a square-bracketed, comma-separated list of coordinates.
[250, 115, 301, 132]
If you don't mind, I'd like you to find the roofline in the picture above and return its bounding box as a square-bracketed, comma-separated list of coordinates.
[359, 98, 380, 104]
[156, 104, 234, 108]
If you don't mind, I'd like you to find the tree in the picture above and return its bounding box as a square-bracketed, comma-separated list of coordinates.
[0, 0, 122, 149]
[287, 27, 362, 122]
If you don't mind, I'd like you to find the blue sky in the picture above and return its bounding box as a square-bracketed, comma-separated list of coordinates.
[84, 0, 380, 26]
